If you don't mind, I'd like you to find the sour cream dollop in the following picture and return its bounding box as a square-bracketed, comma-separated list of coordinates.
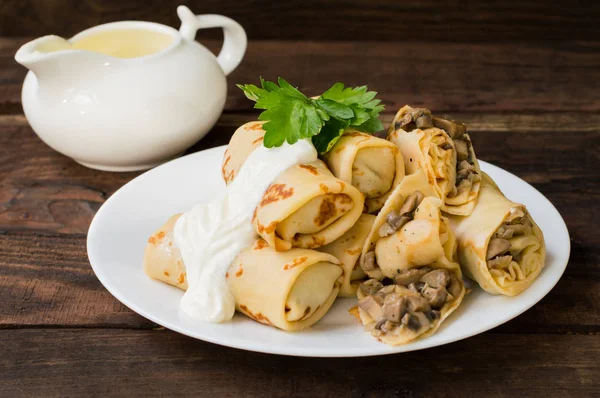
[173, 139, 318, 322]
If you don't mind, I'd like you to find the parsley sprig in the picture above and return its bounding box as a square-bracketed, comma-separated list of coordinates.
[237, 78, 384, 154]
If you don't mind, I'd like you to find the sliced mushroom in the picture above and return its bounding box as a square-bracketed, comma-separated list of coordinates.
[407, 281, 425, 293]
[401, 312, 421, 331]
[420, 269, 450, 288]
[457, 160, 473, 171]
[382, 297, 406, 323]
[399, 190, 425, 216]
[394, 268, 431, 286]
[432, 116, 467, 139]
[361, 251, 377, 271]
[358, 295, 383, 320]
[422, 285, 448, 309]
[446, 276, 462, 299]
[494, 226, 514, 239]
[488, 255, 513, 269]
[424, 310, 441, 322]
[454, 139, 469, 161]
[486, 238, 511, 260]
[378, 222, 397, 238]
[405, 295, 431, 312]
[441, 142, 453, 150]
[415, 114, 434, 129]
[412, 311, 432, 329]
[380, 320, 397, 333]
[386, 211, 413, 231]
[359, 280, 383, 296]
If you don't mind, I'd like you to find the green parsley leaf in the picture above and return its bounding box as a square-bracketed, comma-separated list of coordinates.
[237, 78, 384, 153]
[311, 118, 348, 154]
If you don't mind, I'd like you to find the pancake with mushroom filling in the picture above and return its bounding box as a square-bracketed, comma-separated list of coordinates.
[322, 130, 405, 213]
[388, 105, 481, 216]
[448, 173, 546, 296]
[354, 261, 465, 346]
[359, 169, 458, 281]
[317, 214, 376, 297]
[228, 240, 343, 331]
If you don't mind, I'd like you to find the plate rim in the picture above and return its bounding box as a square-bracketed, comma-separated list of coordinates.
[87, 145, 571, 357]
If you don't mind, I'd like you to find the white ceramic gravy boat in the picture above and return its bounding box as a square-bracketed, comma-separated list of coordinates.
[15, 6, 246, 171]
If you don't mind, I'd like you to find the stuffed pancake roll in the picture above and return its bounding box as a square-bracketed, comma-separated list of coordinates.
[322, 131, 405, 213]
[449, 173, 546, 296]
[388, 105, 481, 216]
[252, 159, 364, 251]
[227, 239, 343, 331]
[360, 169, 458, 280]
[221, 121, 266, 185]
[317, 214, 376, 297]
[354, 259, 465, 346]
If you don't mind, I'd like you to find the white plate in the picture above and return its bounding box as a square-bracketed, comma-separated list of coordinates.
[87, 146, 570, 357]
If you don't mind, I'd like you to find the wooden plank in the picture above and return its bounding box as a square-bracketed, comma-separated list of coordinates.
[0, 329, 598, 396]
[0, 231, 597, 332]
[1, 0, 599, 43]
[3, 38, 600, 113]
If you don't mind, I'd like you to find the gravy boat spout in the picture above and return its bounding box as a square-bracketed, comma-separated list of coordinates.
[15, 35, 109, 80]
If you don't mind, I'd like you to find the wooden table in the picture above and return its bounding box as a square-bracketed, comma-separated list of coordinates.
[1, 34, 599, 395]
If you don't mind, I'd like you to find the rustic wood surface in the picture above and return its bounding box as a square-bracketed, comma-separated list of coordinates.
[1, 21, 599, 397]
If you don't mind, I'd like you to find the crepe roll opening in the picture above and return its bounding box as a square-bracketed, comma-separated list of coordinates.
[357, 266, 464, 344]
[352, 146, 396, 198]
[487, 209, 543, 285]
[364, 195, 449, 278]
[285, 261, 343, 322]
[276, 193, 354, 241]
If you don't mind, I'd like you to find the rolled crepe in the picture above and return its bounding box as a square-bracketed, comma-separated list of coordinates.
[222, 121, 365, 251]
[253, 159, 364, 250]
[388, 105, 481, 216]
[322, 130, 405, 213]
[144, 221, 343, 331]
[360, 169, 458, 280]
[221, 121, 266, 185]
[227, 239, 343, 331]
[317, 214, 376, 297]
[144, 214, 188, 290]
[449, 173, 546, 296]
[354, 260, 465, 346]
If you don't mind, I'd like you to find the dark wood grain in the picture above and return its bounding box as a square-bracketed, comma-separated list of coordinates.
[1, 329, 598, 396]
[3, 39, 600, 114]
[1, 0, 600, 43]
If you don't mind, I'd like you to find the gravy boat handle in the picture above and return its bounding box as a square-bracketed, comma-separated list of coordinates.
[177, 5, 247, 76]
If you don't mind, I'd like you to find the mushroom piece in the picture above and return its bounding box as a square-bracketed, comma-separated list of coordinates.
[361, 251, 377, 271]
[394, 268, 431, 286]
[407, 281, 425, 293]
[440, 142, 453, 150]
[398, 190, 425, 216]
[488, 255, 513, 269]
[415, 114, 434, 129]
[494, 226, 514, 239]
[378, 222, 397, 238]
[432, 116, 467, 139]
[425, 310, 441, 322]
[401, 313, 421, 331]
[382, 297, 406, 323]
[454, 139, 469, 161]
[421, 285, 448, 309]
[446, 276, 462, 299]
[358, 295, 383, 319]
[386, 210, 413, 231]
[486, 238, 511, 260]
[420, 269, 450, 288]
[359, 279, 384, 296]
[405, 295, 431, 312]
